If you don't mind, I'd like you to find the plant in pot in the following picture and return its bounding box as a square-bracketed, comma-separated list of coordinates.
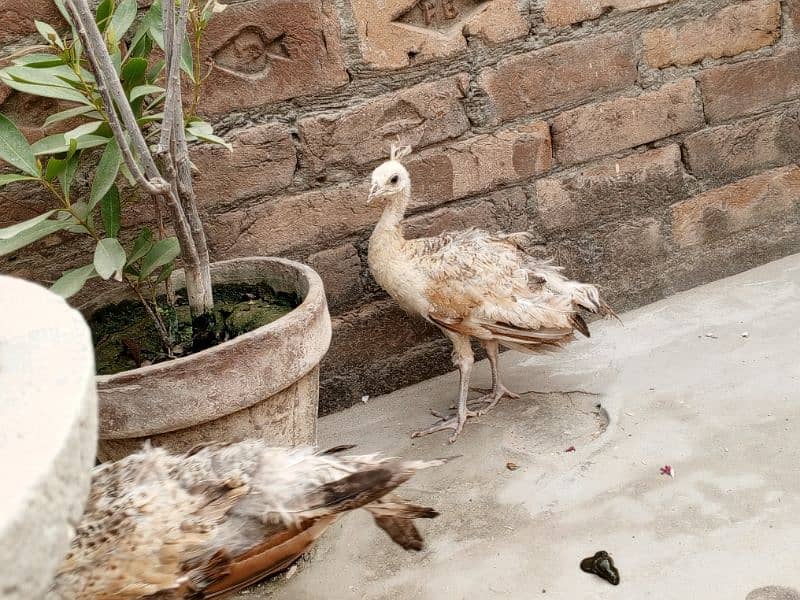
[0, 0, 331, 461]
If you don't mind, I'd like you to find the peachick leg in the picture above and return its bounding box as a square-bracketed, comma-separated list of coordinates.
[472, 340, 519, 413]
[413, 334, 478, 443]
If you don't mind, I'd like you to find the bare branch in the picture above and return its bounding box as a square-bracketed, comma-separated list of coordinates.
[64, 0, 167, 196]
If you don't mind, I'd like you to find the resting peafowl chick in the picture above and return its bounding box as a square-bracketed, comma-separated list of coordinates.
[47, 440, 445, 599]
[367, 145, 616, 443]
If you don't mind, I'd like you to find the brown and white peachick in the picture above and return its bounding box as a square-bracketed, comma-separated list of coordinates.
[367, 145, 616, 443]
[48, 440, 444, 599]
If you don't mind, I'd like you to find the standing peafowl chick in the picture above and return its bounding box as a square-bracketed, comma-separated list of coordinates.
[47, 440, 445, 599]
[367, 145, 616, 443]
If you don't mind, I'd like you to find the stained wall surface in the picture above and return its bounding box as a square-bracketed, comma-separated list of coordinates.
[1, 0, 799, 413]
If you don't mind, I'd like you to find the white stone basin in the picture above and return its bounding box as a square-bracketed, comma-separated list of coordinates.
[0, 275, 97, 599]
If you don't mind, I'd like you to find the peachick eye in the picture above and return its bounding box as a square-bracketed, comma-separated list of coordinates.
[389, 175, 399, 184]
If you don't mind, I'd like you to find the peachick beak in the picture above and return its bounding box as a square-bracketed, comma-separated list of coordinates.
[367, 183, 380, 203]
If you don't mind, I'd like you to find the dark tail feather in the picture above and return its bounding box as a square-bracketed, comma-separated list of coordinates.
[317, 444, 358, 455]
[570, 313, 590, 338]
[299, 462, 416, 518]
[372, 516, 426, 551]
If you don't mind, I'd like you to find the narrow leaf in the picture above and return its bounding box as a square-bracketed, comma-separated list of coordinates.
[90, 138, 121, 208]
[0, 218, 66, 256]
[110, 0, 138, 41]
[95, 0, 114, 32]
[0, 210, 57, 240]
[44, 156, 67, 181]
[35, 20, 64, 49]
[190, 130, 232, 151]
[129, 84, 164, 101]
[58, 151, 80, 200]
[12, 53, 65, 68]
[127, 227, 154, 265]
[100, 185, 121, 238]
[32, 133, 110, 156]
[155, 261, 175, 284]
[94, 237, 127, 280]
[51, 264, 96, 298]
[0, 73, 93, 105]
[64, 121, 103, 142]
[43, 105, 99, 128]
[0, 174, 38, 187]
[122, 57, 148, 88]
[0, 113, 39, 176]
[140, 237, 180, 279]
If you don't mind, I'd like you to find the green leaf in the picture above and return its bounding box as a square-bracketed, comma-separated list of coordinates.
[189, 130, 232, 151]
[0, 73, 93, 105]
[0, 173, 38, 187]
[0, 210, 57, 240]
[0, 218, 66, 256]
[89, 138, 121, 208]
[129, 84, 165, 102]
[127, 227, 154, 265]
[147, 58, 165, 83]
[43, 105, 99, 128]
[140, 237, 180, 279]
[58, 151, 80, 200]
[12, 53, 65, 68]
[94, 237, 126, 280]
[64, 201, 92, 234]
[35, 20, 64, 49]
[51, 264, 96, 298]
[122, 57, 148, 87]
[64, 121, 103, 142]
[3, 65, 85, 88]
[110, 0, 138, 41]
[0, 113, 39, 176]
[155, 261, 175, 284]
[180, 37, 195, 83]
[31, 133, 110, 156]
[44, 156, 67, 181]
[95, 0, 114, 32]
[100, 184, 121, 238]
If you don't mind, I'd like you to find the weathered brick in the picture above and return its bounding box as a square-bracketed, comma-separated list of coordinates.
[350, 0, 527, 69]
[298, 75, 471, 172]
[643, 0, 780, 69]
[478, 33, 637, 124]
[192, 122, 296, 210]
[306, 244, 364, 314]
[321, 300, 446, 413]
[543, 0, 674, 26]
[698, 49, 800, 124]
[198, 0, 348, 114]
[671, 166, 800, 247]
[536, 145, 687, 231]
[552, 79, 703, 165]
[791, 0, 800, 32]
[405, 187, 529, 239]
[408, 121, 552, 207]
[0, 0, 64, 44]
[683, 110, 800, 185]
[218, 182, 374, 258]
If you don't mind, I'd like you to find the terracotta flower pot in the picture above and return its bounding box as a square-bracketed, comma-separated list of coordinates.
[82, 257, 331, 462]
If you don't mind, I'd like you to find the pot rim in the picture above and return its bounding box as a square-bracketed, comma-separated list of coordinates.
[91, 256, 332, 439]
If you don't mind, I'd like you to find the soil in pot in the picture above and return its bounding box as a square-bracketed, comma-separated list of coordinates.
[90, 282, 299, 375]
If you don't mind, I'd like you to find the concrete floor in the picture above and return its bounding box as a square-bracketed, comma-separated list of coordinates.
[246, 255, 800, 600]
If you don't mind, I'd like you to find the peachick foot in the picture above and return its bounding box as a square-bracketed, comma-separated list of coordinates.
[412, 409, 480, 443]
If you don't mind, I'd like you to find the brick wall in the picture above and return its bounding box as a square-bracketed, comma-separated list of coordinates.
[2, 0, 800, 414]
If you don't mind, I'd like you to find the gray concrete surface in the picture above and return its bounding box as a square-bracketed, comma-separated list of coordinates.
[246, 254, 800, 599]
[0, 276, 98, 600]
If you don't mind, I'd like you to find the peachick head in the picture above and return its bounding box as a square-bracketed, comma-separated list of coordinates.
[368, 144, 412, 203]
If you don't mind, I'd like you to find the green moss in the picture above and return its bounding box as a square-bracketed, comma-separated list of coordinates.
[89, 283, 298, 376]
